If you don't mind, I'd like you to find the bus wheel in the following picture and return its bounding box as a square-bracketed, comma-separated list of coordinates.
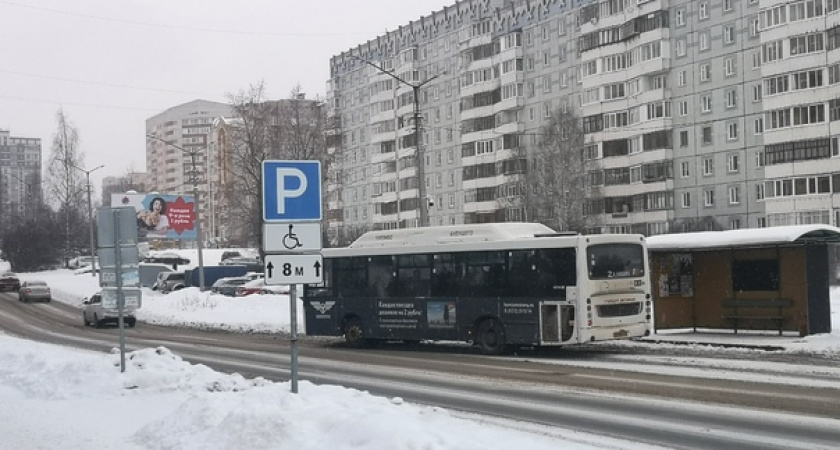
[477, 319, 507, 355]
[344, 317, 365, 347]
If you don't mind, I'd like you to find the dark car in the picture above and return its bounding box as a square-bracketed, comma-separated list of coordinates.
[220, 250, 242, 261]
[18, 280, 51, 302]
[0, 272, 21, 292]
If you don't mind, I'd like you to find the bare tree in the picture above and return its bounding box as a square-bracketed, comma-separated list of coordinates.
[523, 108, 601, 233]
[45, 108, 88, 263]
[222, 83, 328, 250]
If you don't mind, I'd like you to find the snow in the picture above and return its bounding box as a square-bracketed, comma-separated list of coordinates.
[645, 224, 840, 250]
[1, 258, 838, 449]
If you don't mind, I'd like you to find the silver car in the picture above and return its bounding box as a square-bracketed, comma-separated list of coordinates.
[18, 280, 51, 302]
[82, 292, 137, 328]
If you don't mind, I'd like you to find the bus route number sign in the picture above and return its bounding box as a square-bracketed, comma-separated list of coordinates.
[264, 254, 323, 285]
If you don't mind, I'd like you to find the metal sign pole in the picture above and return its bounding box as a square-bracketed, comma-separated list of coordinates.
[290, 284, 299, 393]
[114, 209, 126, 373]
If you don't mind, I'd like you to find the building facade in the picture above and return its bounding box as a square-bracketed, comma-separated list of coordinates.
[0, 129, 42, 226]
[145, 99, 233, 241]
[326, 0, 840, 236]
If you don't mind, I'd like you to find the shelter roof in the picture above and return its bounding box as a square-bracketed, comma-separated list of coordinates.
[646, 225, 840, 251]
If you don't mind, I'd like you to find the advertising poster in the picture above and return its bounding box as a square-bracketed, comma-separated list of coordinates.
[111, 193, 197, 240]
[658, 253, 694, 297]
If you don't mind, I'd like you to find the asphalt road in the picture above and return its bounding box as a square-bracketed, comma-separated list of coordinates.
[2, 293, 840, 449]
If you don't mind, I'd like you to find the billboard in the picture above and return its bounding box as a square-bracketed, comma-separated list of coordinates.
[111, 193, 197, 240]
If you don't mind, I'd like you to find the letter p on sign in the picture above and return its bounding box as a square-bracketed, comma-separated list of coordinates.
[262, 160, 322, 222]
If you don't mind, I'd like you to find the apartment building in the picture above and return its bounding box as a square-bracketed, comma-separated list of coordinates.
[145, 99, 232, 240]
[0, 129, 42, 225]
[327, 0, 840, 236]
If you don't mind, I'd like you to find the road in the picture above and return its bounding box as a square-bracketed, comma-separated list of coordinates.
[2, 293, 840, 449]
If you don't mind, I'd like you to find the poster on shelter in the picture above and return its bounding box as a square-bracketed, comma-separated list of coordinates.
[111, 193, 197, 240]
[659, 253, 693, 297]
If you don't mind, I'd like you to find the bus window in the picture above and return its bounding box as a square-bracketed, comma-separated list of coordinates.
[587, 244, 645, 279]
[334, 257, 367, 297]
[395, 254, 431, 297]
[462, 251, 504, 297]
[432, 253, 458, 297]
[508, 249, 576, 297]
[367, 256, 395, 298]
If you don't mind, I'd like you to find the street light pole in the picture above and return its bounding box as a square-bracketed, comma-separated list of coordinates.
[146, 134, 206, 291]
[353, 56, 441, 227]
[69, 163, 105, 277]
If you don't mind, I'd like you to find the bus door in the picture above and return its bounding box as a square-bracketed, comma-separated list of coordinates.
[539, 301, 563, 344]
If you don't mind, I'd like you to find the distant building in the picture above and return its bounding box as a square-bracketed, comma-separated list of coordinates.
[145, 99, 233, 241]
[0, 129, 42, 226]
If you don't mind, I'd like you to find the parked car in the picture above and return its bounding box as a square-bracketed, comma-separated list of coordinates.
[220, 250, 242, 261]
[144, 252, 190, 270]
[152, 271, 186, 293]
[82, 291, 136, 328]
[18, 280, 51, 302]
[68, 256, 97, 270]
[220, 257, 263, 273]
[211, 276, 253, 296]
[236, 278, 289, 296]
[0, 271, 21, 291]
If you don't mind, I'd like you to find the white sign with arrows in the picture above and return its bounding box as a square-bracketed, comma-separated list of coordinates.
[263, 222, 322, 253]
[264, 254, 324, 285]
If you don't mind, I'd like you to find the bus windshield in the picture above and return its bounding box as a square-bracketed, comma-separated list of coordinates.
[587, 243, 645, 279]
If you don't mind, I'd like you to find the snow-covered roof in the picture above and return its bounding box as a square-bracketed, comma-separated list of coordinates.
[349, 222, 558, 248]
[646, 225, 840, 251]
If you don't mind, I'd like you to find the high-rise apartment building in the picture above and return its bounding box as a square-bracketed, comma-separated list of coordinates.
[327, 0, 840, 236]
[145, 99, 233, 240]
[0, 129, 42, 225]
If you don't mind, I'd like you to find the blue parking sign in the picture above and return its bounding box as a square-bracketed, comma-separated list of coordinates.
[262, 160, 322, 222]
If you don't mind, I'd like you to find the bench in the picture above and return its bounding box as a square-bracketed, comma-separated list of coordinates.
[722, 298, 792, 335]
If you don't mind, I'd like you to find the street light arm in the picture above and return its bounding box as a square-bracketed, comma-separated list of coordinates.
[351, 56, 415, 87]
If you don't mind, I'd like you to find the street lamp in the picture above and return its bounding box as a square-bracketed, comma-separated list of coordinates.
[68, 163, 105, 277]
[353, 55, 442, 227]
[146, 133, 207, 291]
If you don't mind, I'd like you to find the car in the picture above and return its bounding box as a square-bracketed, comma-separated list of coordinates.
[220, 250, 242, 261]
[68, 256, 97, 270]
[82, 291, 136, 328]
[143, 252, 190, 270]
[0, 272, 20, 291]
[18, 280, 51, 302]
[152, 271, 186, 293]
[211, 276, 253, 296]
[236, 278, 289, 296]
[220, 257, 263, 273]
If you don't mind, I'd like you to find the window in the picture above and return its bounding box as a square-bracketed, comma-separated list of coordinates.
[703, 157, 714, 175]
[701, 95, 712, 113]
[676, 9, 685, 26]
[700, 32, 710, 51]
[678, 70, 687, 86]
[704, 190, 715, 206]
[700, 2, 709, 19]
[679, 101, 688, 116]
[755, 118, 764, 134]
[724, 26, 734, 44]
[677, 39, 687, 56]
[728, 122, 739, 140]
[728, 154, 740, 172]
[724, 0, 733, 11]
[729, 186, 741, 205]
[700, 64, 711, 82]
[682, 192, 691, 208]
[726, 89, 737, 108]
[724, 58, 736, 76]
[702, 126, 713, 144]
[752, 84, 762, 102]
[730, 219, 741, 229]
[680, 160, 690, 177]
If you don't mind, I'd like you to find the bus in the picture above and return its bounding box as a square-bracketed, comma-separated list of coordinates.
[303, 223, 652, 354]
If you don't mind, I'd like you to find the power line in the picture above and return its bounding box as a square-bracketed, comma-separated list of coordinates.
[0, 69, 213, 96]
[0, 93, 164, 112]
[0, 0, 377, 37]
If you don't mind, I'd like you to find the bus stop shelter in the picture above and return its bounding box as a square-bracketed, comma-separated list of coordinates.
[646, 225, 840, 336]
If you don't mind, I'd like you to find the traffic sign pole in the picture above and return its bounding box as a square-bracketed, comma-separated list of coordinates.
[261, 160, 324, 395]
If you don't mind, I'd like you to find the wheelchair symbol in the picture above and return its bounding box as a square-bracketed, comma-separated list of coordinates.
[282, 224, 303, 250]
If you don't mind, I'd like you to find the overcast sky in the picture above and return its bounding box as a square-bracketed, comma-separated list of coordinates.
[0, 0, 453, 194]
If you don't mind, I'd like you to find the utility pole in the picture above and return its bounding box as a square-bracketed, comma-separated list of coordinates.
[69, 163, 105, 277]
[352, 55, 442, 227]
[146, 134, 206, 291]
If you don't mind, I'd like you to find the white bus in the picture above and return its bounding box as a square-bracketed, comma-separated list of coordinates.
[303, 223, 652, 354]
